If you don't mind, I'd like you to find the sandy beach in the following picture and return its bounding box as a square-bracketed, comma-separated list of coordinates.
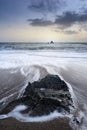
[0, 117, 72, 130]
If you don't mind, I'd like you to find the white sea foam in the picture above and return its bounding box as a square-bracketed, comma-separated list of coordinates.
[70, 108, 87, 130]
[0, 105, 72, 122]
[0, 114, 8, 119]
[0, 50, 87, 69]
[18, 83, 28, 98]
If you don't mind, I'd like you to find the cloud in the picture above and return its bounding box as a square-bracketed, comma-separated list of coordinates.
[55, 11, 87, 28]
[28, 0, 65, 13]
[64, 30, 78, 34]
[55, 28, 79, 35]
[27, 9, 87, 33]
[28, 18, 53, 26]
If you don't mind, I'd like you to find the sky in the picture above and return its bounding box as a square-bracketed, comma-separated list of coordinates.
[0, 0, 87, 42]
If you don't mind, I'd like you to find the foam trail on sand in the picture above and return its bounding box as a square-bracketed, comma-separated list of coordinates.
[0, 105, 72, 122]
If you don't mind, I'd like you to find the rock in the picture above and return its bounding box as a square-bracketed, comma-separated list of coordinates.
[0, 74, 74, 117]
[22, 74, 74, 116]
[24, 75, 68, 95]
[50, 41, 54, 44]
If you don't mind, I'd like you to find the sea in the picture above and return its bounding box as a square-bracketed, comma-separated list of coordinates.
[0, 42, 87, 130]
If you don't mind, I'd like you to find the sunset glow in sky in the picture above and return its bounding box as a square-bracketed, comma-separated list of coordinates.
[0, 0, 87, 42]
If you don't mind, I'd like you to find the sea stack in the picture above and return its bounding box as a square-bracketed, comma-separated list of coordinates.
[50, 41, 54, 44]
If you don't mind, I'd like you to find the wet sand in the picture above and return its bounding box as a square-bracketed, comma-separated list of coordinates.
[0, 68, 26, 101]
[0, 66, 48, 102]
[0, 117, 72, 130]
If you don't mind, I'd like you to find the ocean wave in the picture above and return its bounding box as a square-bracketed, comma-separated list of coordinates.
[0, 42, 87, 52]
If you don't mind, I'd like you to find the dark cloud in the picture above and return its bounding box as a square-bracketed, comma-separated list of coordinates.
[27, 10, 87, 31]
[28, 17, 80, 34]
[28, 18, 53, 26]
[55, 11, 87, 28]
[28, 0, 65, 13]
[83, 9, 87, 13]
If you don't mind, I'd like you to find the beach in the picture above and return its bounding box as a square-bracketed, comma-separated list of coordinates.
[0, 43, 87, 130]
[0, 117, 72, 130]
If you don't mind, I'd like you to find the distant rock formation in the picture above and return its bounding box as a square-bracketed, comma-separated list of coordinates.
[50, 41, 54, 44]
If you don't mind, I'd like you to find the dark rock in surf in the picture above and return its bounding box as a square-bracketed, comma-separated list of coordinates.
[50, 41, 54, 44]
[22, 74, 74, 116]
[0, 74, 74, 117]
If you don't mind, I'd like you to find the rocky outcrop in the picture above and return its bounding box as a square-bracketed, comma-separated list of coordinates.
[21, 74, 74, 116]
[0, 74, 74, 116]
